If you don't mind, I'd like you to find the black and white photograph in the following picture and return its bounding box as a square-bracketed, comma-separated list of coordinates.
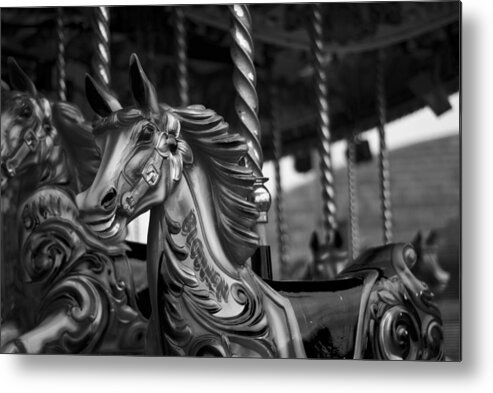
[0, 1, 461, 364]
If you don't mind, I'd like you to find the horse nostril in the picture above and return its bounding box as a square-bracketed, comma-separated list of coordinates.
[101, 187, 117, 211]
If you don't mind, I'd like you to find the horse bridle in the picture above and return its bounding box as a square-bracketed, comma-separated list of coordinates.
[119, 114, 179, 214]
[1, 94, 52, 183]
[1, 128, 41, 179]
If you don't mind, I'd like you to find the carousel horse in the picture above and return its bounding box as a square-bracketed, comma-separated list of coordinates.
[1, 59, 147, 354]
[302, 231, 348, 280]
[1, 58, 100, 194]
[305, 230, 450, 296]
[1, 58, 97, 340]
[76, 54, 444, 359]
[411, 231, 450, 295]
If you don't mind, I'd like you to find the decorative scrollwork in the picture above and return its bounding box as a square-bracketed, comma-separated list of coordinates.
[2, 186, 148, 354]
[365, 244, 444, 360]
[367, 277, 421, 360]
[160, 210, 277, 358]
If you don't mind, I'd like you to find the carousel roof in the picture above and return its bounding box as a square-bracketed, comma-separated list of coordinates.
[1, 3, 460, 160]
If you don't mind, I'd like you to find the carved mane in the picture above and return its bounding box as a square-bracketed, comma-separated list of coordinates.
[170, 105, 260, 265]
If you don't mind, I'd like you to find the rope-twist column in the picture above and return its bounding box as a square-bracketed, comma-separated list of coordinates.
[229, 4, 270, 237]
[56, 8, 67, 101]
[229, 5, 272, 279]
[347, 135, 360, 261]
[310, 4, 337, 245]
[269, 82, 289, 267]
[91, 7, 111, 86]
[229, 4, 262, 176]
[174, 7, 189, 107]
[376, 49, 393, 244]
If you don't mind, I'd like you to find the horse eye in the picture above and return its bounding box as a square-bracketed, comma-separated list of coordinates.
[168, 136, 178, 153]
[19, 104, 32, 119]
[137, 124, 155, 143]
[43, 121, 51, 134]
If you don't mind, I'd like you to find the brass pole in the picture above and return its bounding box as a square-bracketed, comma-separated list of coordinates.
[269, 81, 289, 268]
[310, 4, 337, 245]
[56, 8, 67, 101]
[174, 7, 189, 107]
[91, 6, 111, 86]
[347, 135, 360, 261]
[376, 49, 393, 244]
[229, 4, 270, 244]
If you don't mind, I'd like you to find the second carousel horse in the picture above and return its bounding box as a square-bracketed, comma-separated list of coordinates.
[1, 59, 147, 354]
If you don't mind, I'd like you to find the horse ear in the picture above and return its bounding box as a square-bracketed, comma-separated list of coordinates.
[426, 230, 439, 246]
[412, 231, 422, 246]
[85, 74, 122, 117]
[129, 53, 160, 114]
[1, 80, 10, 91]
[7, 58, 37, 95]
[310, 231, 320, 252]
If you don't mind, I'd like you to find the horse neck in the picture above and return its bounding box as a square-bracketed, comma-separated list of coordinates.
[146, 164, 288, 357]
[160, 164, 239, 277]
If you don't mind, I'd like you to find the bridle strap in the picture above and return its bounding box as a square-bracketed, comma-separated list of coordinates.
[120, 132, 168, 214]
[1, 94, 52, 179]
[1, 128, 40, 178]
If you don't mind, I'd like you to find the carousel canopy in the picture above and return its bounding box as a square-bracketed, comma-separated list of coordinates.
[1, 3, 460, 159]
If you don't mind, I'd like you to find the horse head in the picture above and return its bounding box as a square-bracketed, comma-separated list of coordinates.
[411, 230, 450, 294]
[1, 58, 56, 190]
[76, 54, 193, 244]
[308, 230, 348, 279]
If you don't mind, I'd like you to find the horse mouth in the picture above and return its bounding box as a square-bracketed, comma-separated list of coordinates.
[85, 214, 125, 241]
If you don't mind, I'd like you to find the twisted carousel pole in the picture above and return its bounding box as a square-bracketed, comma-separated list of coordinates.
[229, 4, 263, 178]
[347, 135, 360, 261]
[376, 49, 393, 244]
[310, 4, 338, 246]
[56, 7, 67, 101]
[269, 80, 289, 268]
[229, 4, 272, 278]
[91, 6, 111, 86]
[174, 7, 189, 107]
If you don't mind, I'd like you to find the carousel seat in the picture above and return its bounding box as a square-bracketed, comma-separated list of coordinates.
[264, 242, 439, 359]
[266, 277, 364, 358]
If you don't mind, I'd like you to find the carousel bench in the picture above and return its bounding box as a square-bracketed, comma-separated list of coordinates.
[264, 242, 444, 359]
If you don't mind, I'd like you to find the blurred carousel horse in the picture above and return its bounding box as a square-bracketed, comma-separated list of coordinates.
[1, 60, 100, 194]
[302, 231, 349, 280]
[75, 54, 444, 359]
[410, 231, 450, 295]
[303, 228, 450, 295]
[1, 59, 147, 354]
